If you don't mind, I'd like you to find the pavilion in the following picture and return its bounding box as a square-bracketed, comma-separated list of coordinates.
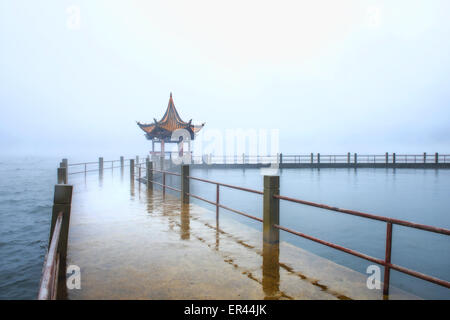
[137, 93, 205, 158]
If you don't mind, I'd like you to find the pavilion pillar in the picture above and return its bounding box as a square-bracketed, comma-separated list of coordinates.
[179, 140, 184, 157]
[160, 140, 165, 170]
[188, 140, 191, 163]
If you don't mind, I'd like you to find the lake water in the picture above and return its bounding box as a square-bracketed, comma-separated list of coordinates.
[0, 157, 56, 299]
[0, 156, 449, 299]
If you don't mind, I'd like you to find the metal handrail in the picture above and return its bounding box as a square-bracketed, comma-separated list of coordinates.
[38, 212, 62, 300]
[150, 168, 181, 176]
[273, 193, 450, 293]
[161, 169, 450, 293]
[273, 223, 449, 288]
[273, 194, 450, 235]
[187, 176, 263, 195]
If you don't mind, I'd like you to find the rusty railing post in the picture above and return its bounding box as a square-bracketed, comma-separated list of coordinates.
[393, 153, 396, 164]
[310, 153, 313, 164]
[181, 164, 190, 204]
[347, 152, 350, 164]
[383, 222, 393, 296]
[423, 152, 426, 164]
[216, 184, 220, 221]
[385, 152, 388, 164]
[162, 171, 166, 196]
[435, 152, 439, 164]
[263, 175, 280, 244]
[50, 184, 73, 298]
[354, 153, 357, 164]
[317, 153, 320, 164]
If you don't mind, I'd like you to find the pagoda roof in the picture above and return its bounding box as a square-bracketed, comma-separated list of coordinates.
[137, 93, 205, 141]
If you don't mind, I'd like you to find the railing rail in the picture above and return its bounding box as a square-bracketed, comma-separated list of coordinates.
[38, 212, 62, 300]
[38, 165, 73, 300]
[65, 153, 450, 174]
[190, 153, 450, 164]
[273, 194, 450, 235]
[141, 161, 450, 297]
[272, 194, 450, 293]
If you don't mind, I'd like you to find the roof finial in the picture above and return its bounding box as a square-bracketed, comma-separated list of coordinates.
[170, 92, 172, 98]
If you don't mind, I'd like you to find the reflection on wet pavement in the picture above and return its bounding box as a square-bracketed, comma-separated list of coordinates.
[67, 170, 418, 300]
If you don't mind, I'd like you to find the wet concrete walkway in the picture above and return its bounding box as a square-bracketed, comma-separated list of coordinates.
[66, 169, 418, 300]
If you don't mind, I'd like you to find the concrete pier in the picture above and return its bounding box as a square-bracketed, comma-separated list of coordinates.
[65, 168, 418, 300]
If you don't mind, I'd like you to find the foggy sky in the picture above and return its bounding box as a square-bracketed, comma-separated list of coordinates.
[1, 0, 449, 161]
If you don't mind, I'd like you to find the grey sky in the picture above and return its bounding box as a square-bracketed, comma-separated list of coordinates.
[1, 0, 449, 160]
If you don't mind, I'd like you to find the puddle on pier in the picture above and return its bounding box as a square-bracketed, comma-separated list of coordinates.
[66, 169, 418, 300]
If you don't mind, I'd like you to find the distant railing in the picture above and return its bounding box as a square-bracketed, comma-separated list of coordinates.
[142, 161, 450, 297]
[190, 153, 450, 164]
[62, 153, 450, 176]
[66, 156, 148, 176]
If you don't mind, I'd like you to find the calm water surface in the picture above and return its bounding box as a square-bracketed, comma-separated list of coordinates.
[0, 157, 56, 299]
[0, 156, 449, 299]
